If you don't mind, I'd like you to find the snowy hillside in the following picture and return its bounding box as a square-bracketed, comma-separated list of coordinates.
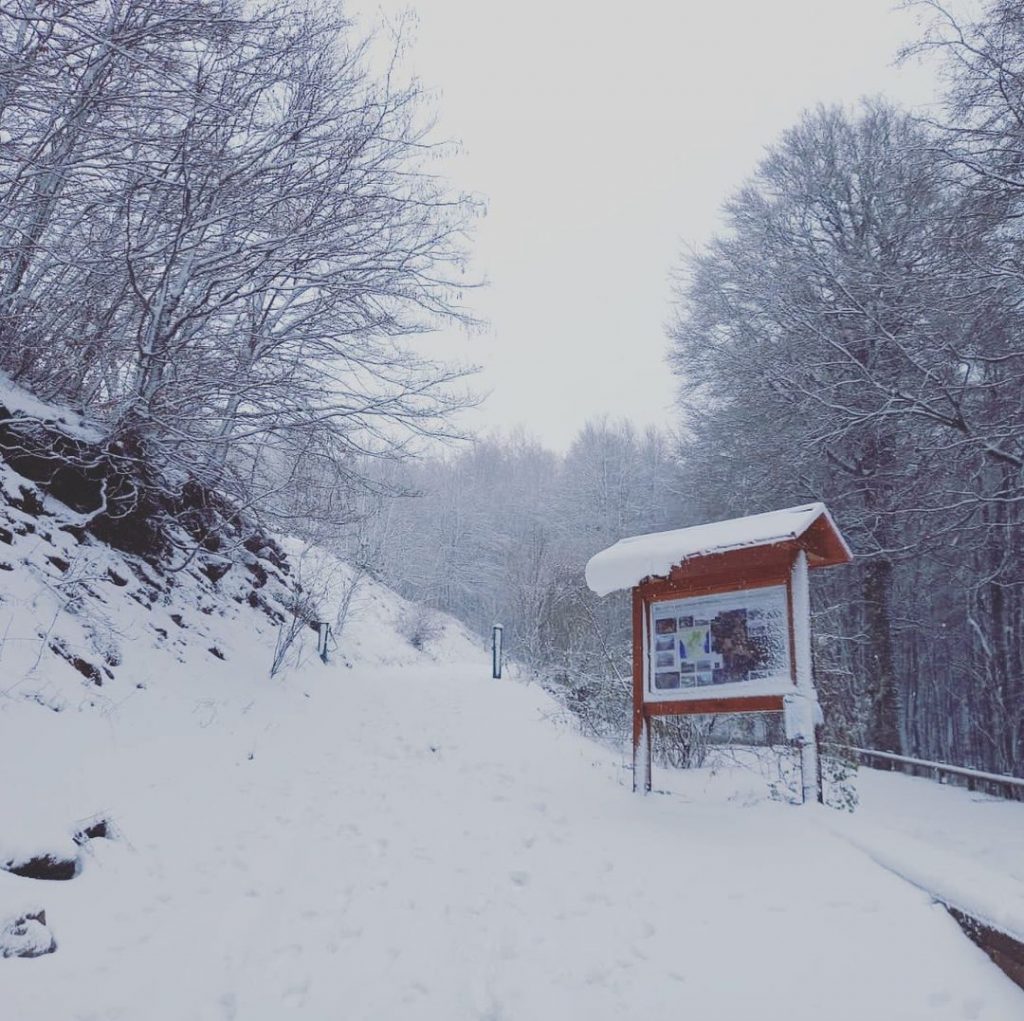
[1, 454, 1022, 1019]
[0, 451, 479, 974]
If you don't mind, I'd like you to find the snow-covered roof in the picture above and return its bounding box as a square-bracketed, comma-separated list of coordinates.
[584, 503, 851, 596]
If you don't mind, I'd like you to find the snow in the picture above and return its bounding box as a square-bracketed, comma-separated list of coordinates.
[853, 767, 1024, 885]
[823, 810, 1024, 945]
[6, 666, 1022, 1020]
[0, 371, 103, 442]
[782, 690, 821, 742]
[585, 502, 849, 596]
[1, 463, 1021, 1019]
[820, 768, 1024, 942]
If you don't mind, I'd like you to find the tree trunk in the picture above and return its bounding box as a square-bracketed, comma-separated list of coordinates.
[864, 557, 901, 752]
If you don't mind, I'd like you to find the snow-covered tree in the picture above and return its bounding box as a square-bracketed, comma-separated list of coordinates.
[0, 0, 476, 541]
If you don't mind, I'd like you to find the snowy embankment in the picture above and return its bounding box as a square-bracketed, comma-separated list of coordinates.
[1, 457, 1022, 1018]
[822, 769, 1024, 944]
[853, 768, 1024, 886]
[651, 750, 1024, 953]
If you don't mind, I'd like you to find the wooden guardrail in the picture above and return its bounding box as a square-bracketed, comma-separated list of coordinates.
[849, 746, 1024, 800]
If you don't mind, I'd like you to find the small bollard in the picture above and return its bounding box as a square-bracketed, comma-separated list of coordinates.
[317, 621, 332, 664]
[491, 623, 503, 679]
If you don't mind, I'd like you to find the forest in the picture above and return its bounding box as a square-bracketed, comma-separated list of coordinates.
[367, 2, 1024, 779]
[1, 0, 1022, 778]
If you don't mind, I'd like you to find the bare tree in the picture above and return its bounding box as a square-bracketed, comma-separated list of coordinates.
[667, 98, 1024, 773]
[0, 0, 478, 549]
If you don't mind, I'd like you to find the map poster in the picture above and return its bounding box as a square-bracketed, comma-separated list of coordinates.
[647, 585, 791, 699]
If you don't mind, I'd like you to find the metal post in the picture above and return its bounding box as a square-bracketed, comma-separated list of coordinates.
[491, 623, 503, 679]
[318, 621, 331, 664]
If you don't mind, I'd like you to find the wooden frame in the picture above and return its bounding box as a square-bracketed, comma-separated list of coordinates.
[629, 523, 850, 795]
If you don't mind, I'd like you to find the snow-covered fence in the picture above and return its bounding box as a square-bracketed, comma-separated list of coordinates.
[850, 747, 1024, 801]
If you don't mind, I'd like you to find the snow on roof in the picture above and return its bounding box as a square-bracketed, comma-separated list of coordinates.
[585, 503, 849, 596]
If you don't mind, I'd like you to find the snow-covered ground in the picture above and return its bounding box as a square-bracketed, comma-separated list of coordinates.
[648, 744, 1024, 944]
[817, 767, 1024, 945]
[853, 767, 1024, 886]
[4, 661, 1023, 1017]
[4, 657, 1023, 1019]
[2, 458, 1022, 1019]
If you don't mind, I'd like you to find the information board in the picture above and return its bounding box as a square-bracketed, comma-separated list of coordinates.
[647, 584, 792, 701]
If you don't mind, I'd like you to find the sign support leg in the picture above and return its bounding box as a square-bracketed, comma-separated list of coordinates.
[633, 714, 652, 794]
[645, 717, 652, 792]
[631, 589, 651, 793]
[791, 550, 822, 805]
[799, 736, 818, 806]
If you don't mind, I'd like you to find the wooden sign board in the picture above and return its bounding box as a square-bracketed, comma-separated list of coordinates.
[585, 504, 852, 798]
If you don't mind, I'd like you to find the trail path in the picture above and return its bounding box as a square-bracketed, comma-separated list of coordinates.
[6, 661, 1022, 1020]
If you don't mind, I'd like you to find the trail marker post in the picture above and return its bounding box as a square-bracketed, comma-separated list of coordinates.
[492, 624, 503, 679]
[585, 504, 851, 802]
[317, 621, 331, 664]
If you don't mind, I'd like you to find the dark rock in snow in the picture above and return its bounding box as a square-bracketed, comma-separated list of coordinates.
[73, 816, 112, 845]
[3, 853, 77, 881]
[48, 640, 102, 685]
[9, 485, 45, 517]
[201, 560, 232, 584]
[0, 909, 57, 958]
[245, 559, 269, 588]
[59, 522, 86, 543]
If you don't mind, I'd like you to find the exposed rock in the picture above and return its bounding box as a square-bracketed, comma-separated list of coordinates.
[0, 909, 57, 959]
[47, 638, 103, 685]
[201, 560, 232, 584]
[2, 852, 77, 881]
[73, 816, 113, 845]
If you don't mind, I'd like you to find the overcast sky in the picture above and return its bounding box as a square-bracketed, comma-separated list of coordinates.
[349, 1, 942, 451]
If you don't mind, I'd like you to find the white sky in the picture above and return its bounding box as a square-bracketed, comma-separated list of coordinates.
[349, 1, 942, 451]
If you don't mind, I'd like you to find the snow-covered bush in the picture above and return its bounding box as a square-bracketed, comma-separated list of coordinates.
[399, 606, 444, 652]
[270, 591, 321, 678]
[652, 716, 716, 770]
